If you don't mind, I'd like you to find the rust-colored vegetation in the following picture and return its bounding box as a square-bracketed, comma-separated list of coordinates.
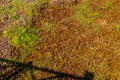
[0, 0, 120, 80]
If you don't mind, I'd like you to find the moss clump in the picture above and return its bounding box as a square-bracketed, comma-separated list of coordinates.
[3, 26, 39, 49]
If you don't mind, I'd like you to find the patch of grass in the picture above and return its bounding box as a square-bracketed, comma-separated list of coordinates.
[43, 21, 53, 32]
[0, 0, 48, 23]
[3, 26, 39, 49]
[71, 1, 100, 27]
[2, 26, 39, 62]
[104, 0, 114, 8]
[0, 0, 48, 61]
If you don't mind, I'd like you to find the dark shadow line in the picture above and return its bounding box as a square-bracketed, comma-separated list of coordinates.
[0, 58, 94, 80]
[0, 58, 84, 79]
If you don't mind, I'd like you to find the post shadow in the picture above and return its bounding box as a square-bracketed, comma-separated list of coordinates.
[0, 58, 94, 80]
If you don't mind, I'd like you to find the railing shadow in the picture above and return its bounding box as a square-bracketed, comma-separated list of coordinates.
[0, 58, 94, 80]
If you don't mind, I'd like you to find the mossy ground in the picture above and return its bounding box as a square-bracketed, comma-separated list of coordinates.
[0, 0, 120, 80]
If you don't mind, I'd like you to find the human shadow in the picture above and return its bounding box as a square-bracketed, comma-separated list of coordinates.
[0, 58, 94, 80]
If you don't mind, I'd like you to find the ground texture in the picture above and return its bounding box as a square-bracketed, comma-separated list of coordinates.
[0, 0, 120, 80]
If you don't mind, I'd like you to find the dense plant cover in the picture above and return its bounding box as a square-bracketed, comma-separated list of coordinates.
[0, 0, 120, 80]
[3, 26, 39, 49]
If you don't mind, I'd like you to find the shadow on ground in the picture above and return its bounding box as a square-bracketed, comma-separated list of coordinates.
[0, 58, 94, 80]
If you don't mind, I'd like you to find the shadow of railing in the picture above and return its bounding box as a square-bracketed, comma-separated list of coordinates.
[0, 58, 94, 80]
